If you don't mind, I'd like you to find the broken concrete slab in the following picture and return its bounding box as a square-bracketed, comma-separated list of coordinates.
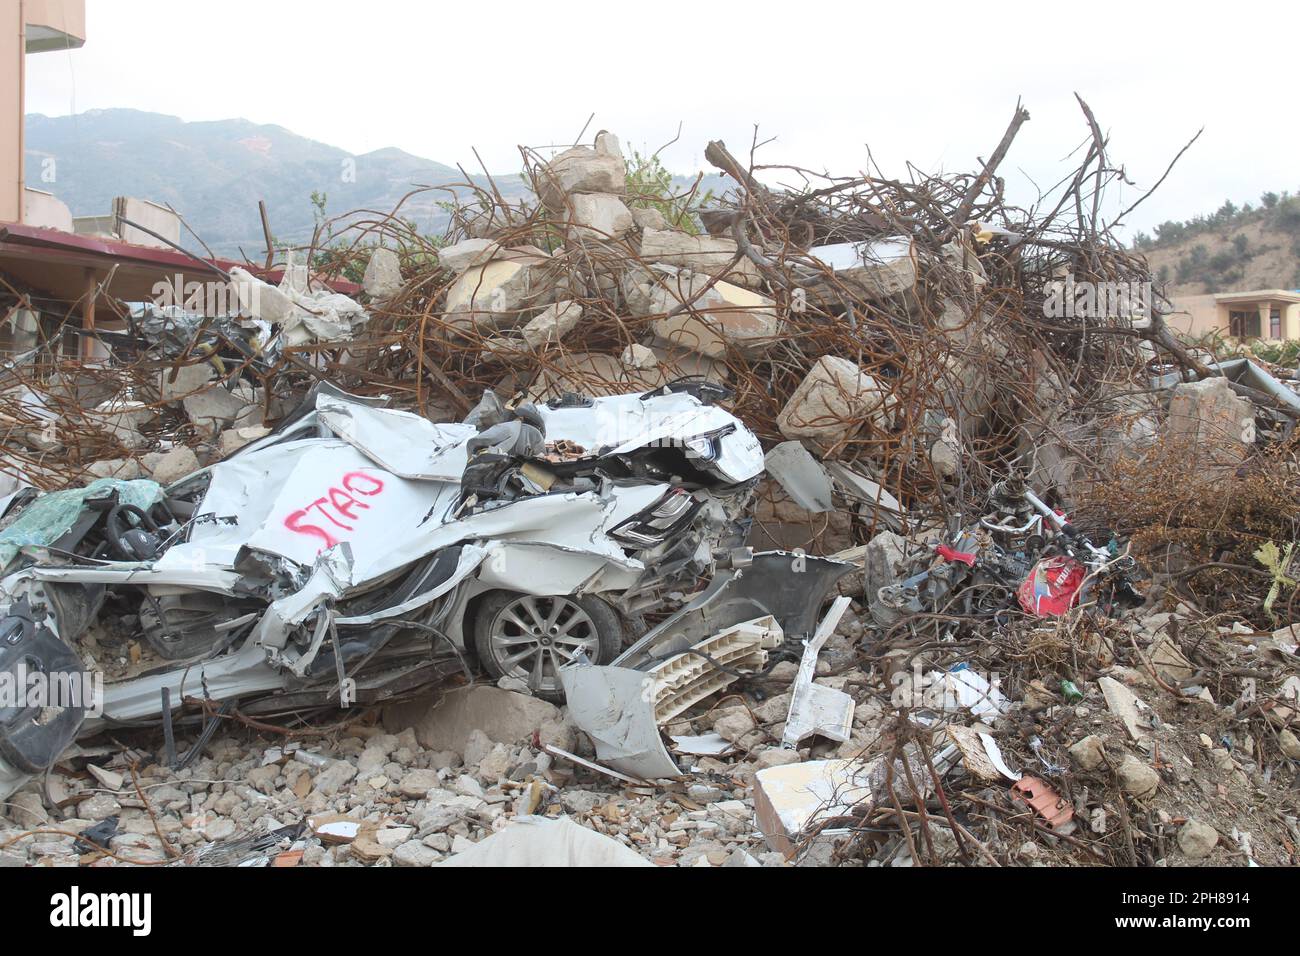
[362, 247, 403, 298]
[752, 757, 876, 858]
[631, 206, 669, 232]
[1099, 675, 1150, 744]
[1148, 636, 1196, 684]
[159, 363, 215, 402]
[482, 299, 584, 355]
[182, 387, 253, 439]
[538, 146, 627, 209]
[621, 343, 657, 369]
[808, 237, 919, 307]
[764, 441, 835, 513]
[526, 351, 659, 401]
[85, 458, 142, 481]
[87, 399, 153, 451]
[1165, 376, 1255, 469]
[143, 445, 200, 485]
[627, 265, 779, 358]
[217, 425, 271, 458]
[437, 238, 501, 275]
[444, 247, 554, 331]
[566, 193, 635, 241]
[640, 228, 759, 285]
[383, 685, 574, 756]
[777, 356, 890, 452]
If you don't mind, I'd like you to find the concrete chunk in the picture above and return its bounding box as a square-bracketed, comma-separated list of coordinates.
[159, 363, 215, 402]
[183, 387, 252, 438]
[539, 146, 626, 208]
[764, 441, 835, 513]
[1165, 376, 1254, 468]
[518, 300, 582, 349]
[630, 266, 779, 358]
[808, 237, 918, 305]
[437, 238, 500, 275]
[777, 356, 889, 452]
[752, 758, 876, 858]
[631, 206, 669, 232]
[621, 343, 657, 369]
[218, 425, 271, 458]
[362, 247, 402, 298]
[567, 193, 634, 240]
[444, 248, 552, 331]
[383, 685, 574, 756]
[640, 228, 758, 285]
[146, 445, 201, 485]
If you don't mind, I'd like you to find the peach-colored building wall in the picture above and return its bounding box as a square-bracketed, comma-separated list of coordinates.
[1168, 290, 1300, 342]
[1, 0, 86, 223]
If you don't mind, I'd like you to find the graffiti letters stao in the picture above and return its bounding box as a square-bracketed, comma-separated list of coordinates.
[284, 471, 386, 551]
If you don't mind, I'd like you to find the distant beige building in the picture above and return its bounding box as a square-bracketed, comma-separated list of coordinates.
[1167, 289, 1300, 342]
[2, 0, 86, 226]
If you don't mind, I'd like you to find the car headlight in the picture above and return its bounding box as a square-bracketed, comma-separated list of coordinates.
[610, 489, 702, 550]
[681, 425, 735, 462]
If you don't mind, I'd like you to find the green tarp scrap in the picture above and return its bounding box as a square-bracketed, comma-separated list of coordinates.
[0, 478, 165, 569]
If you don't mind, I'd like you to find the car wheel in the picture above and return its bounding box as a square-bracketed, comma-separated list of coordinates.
[473, 592, 622, 702]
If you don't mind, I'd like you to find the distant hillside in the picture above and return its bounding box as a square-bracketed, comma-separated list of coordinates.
[23, 110, 728, 258]
[1135, 194, 1300, 295]
[24, 109, 499, 255]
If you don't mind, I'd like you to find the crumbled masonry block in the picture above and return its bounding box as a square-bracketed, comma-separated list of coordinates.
[444, 248, 553, 331]
[628, 266, 778, 358]
[218, 425, 271, 458]
[481, 300, 584, 355]
[1165, 376, 1254, 468]
[438, 238, 500, 275]
[640, 228, 760, 285]
[777, 355, 888, 451]
[145, 445, 200, 485]
[539, 145, 626, 208]
[631, 206, 669, 232]
[622, 343, 657, 369]
[567, 193, 635, 240]
[808, 238, 919, 305]
[382, 686, 574, 755]
[752, 758, 876, 858]
[362, 247, 402, 298]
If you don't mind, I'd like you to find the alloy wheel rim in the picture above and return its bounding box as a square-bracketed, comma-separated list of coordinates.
[488, 596, 598, 693]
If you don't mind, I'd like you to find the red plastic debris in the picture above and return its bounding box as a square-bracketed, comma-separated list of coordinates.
[936, 544, 977, 566]
[1017, 555, 1086, 617]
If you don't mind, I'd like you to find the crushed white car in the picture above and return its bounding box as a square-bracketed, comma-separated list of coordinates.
[0, 382, 768, 799]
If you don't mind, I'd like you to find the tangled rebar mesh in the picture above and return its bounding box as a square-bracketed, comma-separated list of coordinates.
[0, 99, 1254, 568]
[298, 103, 1184, 536]
[2, 101, 1297, 869]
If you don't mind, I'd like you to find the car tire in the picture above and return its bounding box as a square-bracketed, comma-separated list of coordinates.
[472, 591, 622, 702]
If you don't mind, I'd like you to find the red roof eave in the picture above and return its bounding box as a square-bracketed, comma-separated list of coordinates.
[0, 222, 362, 296]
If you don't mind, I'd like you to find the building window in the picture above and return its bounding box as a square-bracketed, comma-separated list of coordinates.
[1230, 309, 1261, 338]
[1270, 308, 1282, 339]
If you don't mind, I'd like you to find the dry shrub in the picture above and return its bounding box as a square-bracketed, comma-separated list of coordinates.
[1081, 435, 1300, 626]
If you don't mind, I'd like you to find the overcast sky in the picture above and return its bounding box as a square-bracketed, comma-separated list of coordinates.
[23, 0, 1294, 237]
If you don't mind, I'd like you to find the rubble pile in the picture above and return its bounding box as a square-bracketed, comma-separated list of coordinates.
[0, 102, 1298, 867]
